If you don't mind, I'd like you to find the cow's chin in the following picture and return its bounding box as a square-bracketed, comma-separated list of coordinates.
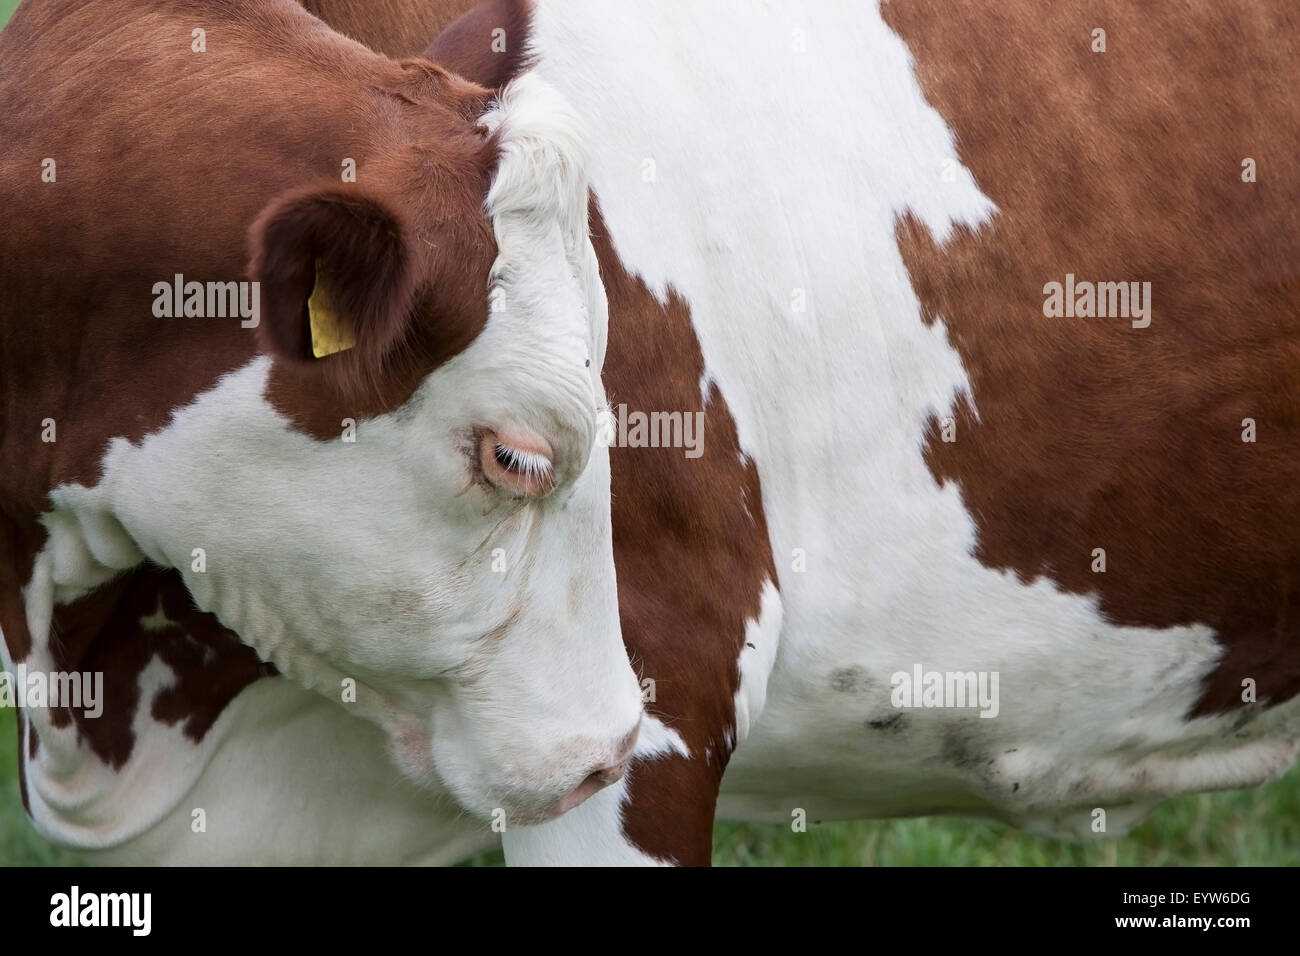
[383, 716, 586, 826]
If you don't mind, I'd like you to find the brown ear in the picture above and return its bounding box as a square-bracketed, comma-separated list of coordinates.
[249, 184, 417, 368]
[422, 0, 533, 90]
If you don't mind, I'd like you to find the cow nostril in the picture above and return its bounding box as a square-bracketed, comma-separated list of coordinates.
[551, 759, 630, 817]
[547, 725, 642, 818]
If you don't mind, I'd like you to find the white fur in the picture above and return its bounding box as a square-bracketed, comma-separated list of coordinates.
[81, 679, 496, 866]
[732, 579, 783, 746]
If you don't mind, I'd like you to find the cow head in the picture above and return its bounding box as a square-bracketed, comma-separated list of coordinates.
[44, 71, 641, 825]
[254, 74, 644, 823]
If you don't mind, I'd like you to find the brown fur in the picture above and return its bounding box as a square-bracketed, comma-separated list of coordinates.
[883, 0, 1300, 715]
[597, 212, 778, 865]
[301, 0, 463, 56]
[43, 566, 274, 769]
[424, 0, 534, 89]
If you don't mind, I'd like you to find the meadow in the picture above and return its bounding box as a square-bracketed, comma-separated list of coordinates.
[4, 704, 1299, 865]
[1, 0, 1296, 867]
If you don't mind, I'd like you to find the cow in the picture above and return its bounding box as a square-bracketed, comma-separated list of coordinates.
[0, 0, 649, 863]
[6, 0, 1300, 867]
[296, 0, 1300, 867]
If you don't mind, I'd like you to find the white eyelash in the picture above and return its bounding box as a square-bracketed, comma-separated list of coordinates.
[493, 443, 553, 486]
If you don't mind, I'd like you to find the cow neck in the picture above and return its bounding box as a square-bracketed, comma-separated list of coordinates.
[593, 206, 780, 864]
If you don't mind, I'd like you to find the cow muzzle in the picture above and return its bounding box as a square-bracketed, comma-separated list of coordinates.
[547, 722, 640, 818]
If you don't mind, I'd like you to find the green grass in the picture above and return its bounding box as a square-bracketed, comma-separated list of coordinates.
[713, 778, 1300, 865]
[1, 0, 1296, 868]
[0, 708, 81, 865]
[3, 704, 1297, 865]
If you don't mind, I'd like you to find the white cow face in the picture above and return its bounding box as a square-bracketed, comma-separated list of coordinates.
[45, 75, 642, 825]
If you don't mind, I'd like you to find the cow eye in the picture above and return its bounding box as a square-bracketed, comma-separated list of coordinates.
[479, 430, 555, 498]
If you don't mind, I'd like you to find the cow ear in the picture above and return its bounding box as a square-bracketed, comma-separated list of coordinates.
[422, 0, 532, 89]
[249, 185, 417, 367]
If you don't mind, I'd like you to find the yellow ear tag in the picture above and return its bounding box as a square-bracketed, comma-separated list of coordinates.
[308, 260, 356, 358]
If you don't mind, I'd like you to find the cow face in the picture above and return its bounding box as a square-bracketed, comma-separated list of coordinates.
[45, 74, 640, 825]
[250, 75, 642, 823]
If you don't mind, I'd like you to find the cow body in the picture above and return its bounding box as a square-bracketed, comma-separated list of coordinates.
[4, 0, 1298, 865]
[501, 0, 1300, 861]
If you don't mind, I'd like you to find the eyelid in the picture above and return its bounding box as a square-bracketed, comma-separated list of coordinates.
[478, 429, 555, 497]
[494, 443, 551, 481]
